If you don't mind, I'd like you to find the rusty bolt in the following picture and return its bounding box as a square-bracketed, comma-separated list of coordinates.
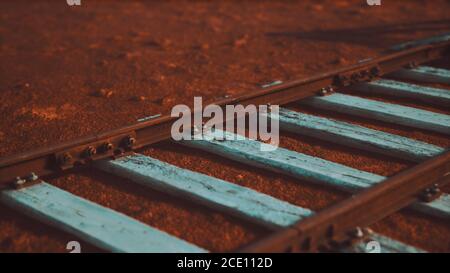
[318, 88, 328, 96]
[319, 86, 334, 96]
[26, 172, 38, 182]
[84, 146, 97, 158]
[124, 136, 136, 148]
[14, 176, 27, 187]
[349, 227, 364, 239]
[420, 184, 441, 202]
[59, 153, 72, 165]
[101, 142, 114, 152]
[429, 184, 441, 195]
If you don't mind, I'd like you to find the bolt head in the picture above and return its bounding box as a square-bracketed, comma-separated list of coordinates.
[363, 228, 374, 235]
[319, 88, 328, 96]
[14, 176, 26, 186]
[59, 153, 72, 165]
[27, 172, 38, 182]
[84, 146, 97, 157]
[102, 142, 113, 151]
[423, 192, 434, 202]
[430, 187, 441, 195]
[351, 227, 364, 238]
[124, 136, 136, 147]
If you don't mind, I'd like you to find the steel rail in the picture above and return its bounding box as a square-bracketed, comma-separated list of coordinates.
[239, 150, 450, 252]
[0, 36, 449, 188]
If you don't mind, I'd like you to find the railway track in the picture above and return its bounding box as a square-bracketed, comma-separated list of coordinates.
[0, 33, 449, 253]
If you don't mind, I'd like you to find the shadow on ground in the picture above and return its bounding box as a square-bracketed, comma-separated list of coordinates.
[266, 19, 450, 48]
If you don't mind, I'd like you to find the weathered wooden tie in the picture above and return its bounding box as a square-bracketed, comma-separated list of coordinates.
[354, 79, 450, 106]
[0, 182, 206, 253]
[269, 108, 444, 162]
[95, 154, 312, 229]
[96, 154, 424, 253]
[183, 130, 450, 220]
[301, 93, 450, 135]
[389, 66, 450, 85]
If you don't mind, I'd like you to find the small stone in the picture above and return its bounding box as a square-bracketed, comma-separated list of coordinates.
[233, 35, 249, 47]
[162, 39, 172, 47]
[144, 211, 153, 218]
[119, 51, 141, 60]
[14, 82, 30, 90]
[89, 43, 100, 49]
[167, 62, 177, 68]
[312, 4, 324, 11]
[132, 95, 147, 102]
[93, 88, 113, 98]
[201, 43, 210, 50]
[129, 205, 141, 213]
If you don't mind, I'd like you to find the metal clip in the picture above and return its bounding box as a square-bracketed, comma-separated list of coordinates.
[319, 226, 371, 252]
[13, 172, 41, 189]
[54, 132, 137, 170]
[420, 184, 442, 202]
[318, 86, 334, 96]
[333, 65, 381, 87]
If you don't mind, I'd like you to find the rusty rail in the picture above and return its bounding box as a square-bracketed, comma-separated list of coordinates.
[0, 35, 449, 189]
[239, 150, 450, 252]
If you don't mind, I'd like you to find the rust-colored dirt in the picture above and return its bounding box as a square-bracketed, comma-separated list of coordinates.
[0, 0, 449, 252]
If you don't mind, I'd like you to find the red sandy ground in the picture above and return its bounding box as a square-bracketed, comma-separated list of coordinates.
[0, 0, 449, 252]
